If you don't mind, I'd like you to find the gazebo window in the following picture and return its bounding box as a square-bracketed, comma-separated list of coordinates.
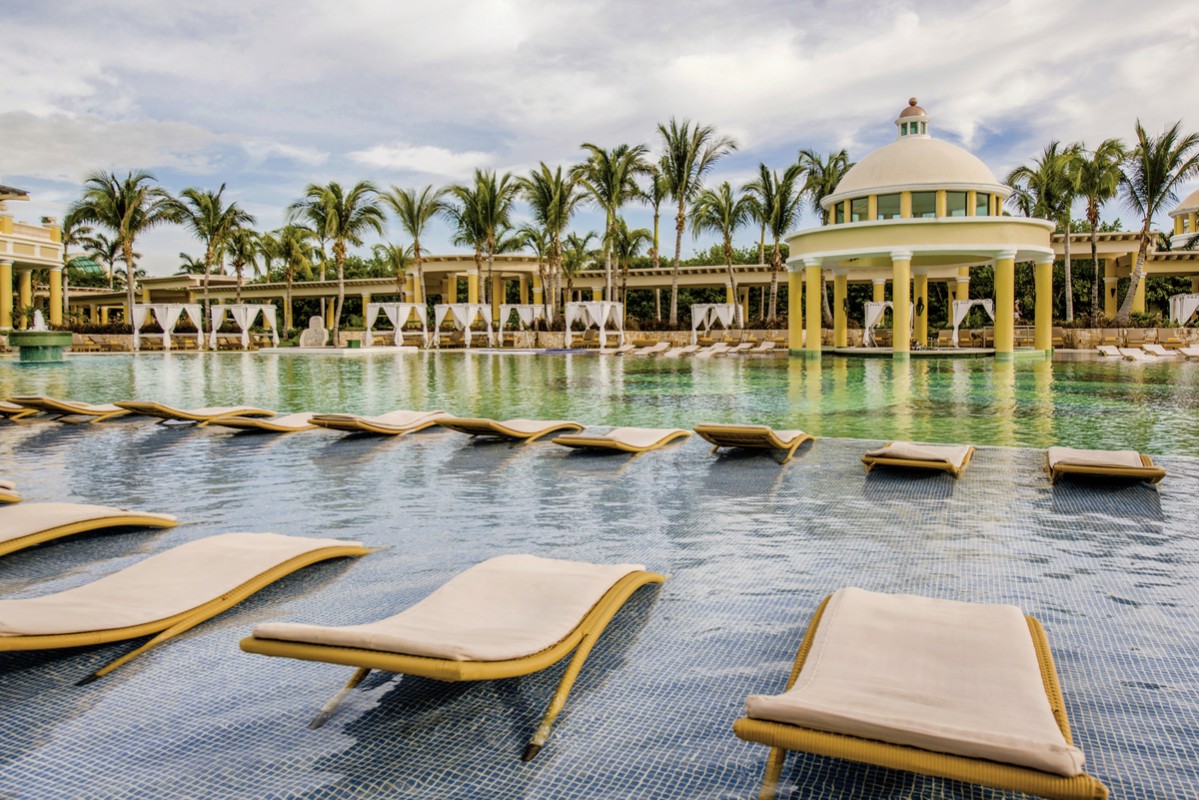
[976, 192, 991, 216]
[835, 205, 845, 224]
[946, 192, 968, 217]
[877, 194, 901, 220]
[851, 197, 869, 222]
[911, 192, 937, 218]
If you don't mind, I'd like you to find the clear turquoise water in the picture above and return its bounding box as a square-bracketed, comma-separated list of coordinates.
[3, 352, 1198, 455]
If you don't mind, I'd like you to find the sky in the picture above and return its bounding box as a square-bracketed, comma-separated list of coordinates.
[2, 0, 1197, 276]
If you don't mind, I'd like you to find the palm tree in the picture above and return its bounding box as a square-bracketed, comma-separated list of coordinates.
[383, 185, 446, 303]
[59, 212, 94, 323]
[287, 181, 385, 342]
[1006, 142, 1077, 318]
[83, 231, 123, 288]
[572, 143, 649, 303]
[658, 119, 737, 325]
[743, 163, 804, 322]
[691, 181, 754, 304]
[560, 231, 597, 302]
[515, 224, 550, 316]
[519, 164, 582, 320]
[171, 184, 254, 314]
[1069, 139, 1127, 318]
[798, 148, 854, 324]
[270, 225, 315, 329]
[226, 227, 260, 302]
[373, 242, 414, 297]
[609, 218, 653, 304]
[68, 170, 177, 324]
[639, 161, 671, 319]
[447, 170, 519, 306]
[177, 252, 207, 275]
[1116, 120, 1199, 324]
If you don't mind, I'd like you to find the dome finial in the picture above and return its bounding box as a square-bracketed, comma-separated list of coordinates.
[896, 98, 930, 137]
[909, 97, 918, 106]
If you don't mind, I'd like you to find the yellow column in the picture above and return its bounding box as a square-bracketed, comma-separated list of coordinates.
[967, 190, 977, 217]
[467, 273, 479, 304]
[913, 272, 928, 346]
[872, 278, 885, 303]
[1034, 257, 1053, 352]
[935, 190, 947, 218]
[842, 200, 851, 223]
[833, 271, 848, 347]
[867, 195, 878, 221]
[1132, 273, 1146, 314]
[492, 275, 503, 319]
[956, 267, 970, 301]
[519, 275, 528, 304]
[591, 287, 602, 301]
[725, 285, 735, 304]
[900, 192, 912, 219]
[101, 307, 109, 324]
[141, 284, 151, 303]
[1191, 276, 1199, 293]
[1103, 260, 1117, 319]
[18, 269, 32, 329]
[0, 261, 11, 329]
[804, 261, 821, 357]
[532, 273, 543, 305]
[891, 252, 911, 358]
[447, 274, 458, 303]
[994, 250, 1016, 357]
[49, 268, 63, 325]
[1176, 217, 1185, 236]
[1189, 212, 1197, 234]
[787, 270, 803, 350]
[403, 274, 415, 302]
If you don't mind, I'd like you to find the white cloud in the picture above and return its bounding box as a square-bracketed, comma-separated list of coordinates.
[348, 142, 493, 180]
[242, 140, 329, 167]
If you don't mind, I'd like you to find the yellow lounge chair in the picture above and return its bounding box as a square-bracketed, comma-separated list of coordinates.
[0, 479, 20, 504]
[1046, 446, 1165, 484]
[204, 412, 318, 433]
[694, 423, 814, 463]
[552, 426, 691, 454]
[10, 395, 130, 423]
[0, 532, 371, 684]
[438, 417, 584, 443]
[861, 441, 975, 478]
[308, 409, 449, 435]
[115, 401, 276, 423]
[0, 502, 177, 558]
[0, 400, 38, 421]
[735, 588, 1109, 800]
[240, 554, 664, 760]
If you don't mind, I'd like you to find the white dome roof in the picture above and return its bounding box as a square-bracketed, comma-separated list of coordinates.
[1170, 186, 1199, 217]
[824, 136, 1006, 208]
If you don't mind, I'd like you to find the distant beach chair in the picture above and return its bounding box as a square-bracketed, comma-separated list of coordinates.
[309, 409, 449, 436]
[0, 400, 38, 421]
[694, 342, 732, 359]
[1160, 334, 1185, 350]
[115, 401, 276, 423]
[743, 341, 777, 354]
[1099, 328, 1122, 347]
[0, 502, 177, 558]
[1118, 347, 1152, 362]
[1095, 345, 1121, 357]
[1179, 345, 1199, 359]
[9, 396, 130, 423]
[1046, 446, 1165, 484]
[438, 417, 584, 443]
[608, 343, 637, 355]
[1124, 329, 1146, 346]
[1142, 344, 1178, 358]
[240, 554, 665, 760]
[694, 423, 814, 463]
[630, 341, 670, 356]
[1052, 327, 1067, 348]
[0, 480, 21, 504]
[734, 587, 1109, 800]
[726, 342, 755, 354]
[861, 441, 975, 478]
[552, 426, 691, 455]
[662, 344, 701, 358]
[204, 412, 318, 433]
[936, 329, 954, 348]
[0, 532, 371, 684]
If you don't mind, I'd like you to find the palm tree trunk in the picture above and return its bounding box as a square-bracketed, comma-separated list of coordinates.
[669, 206, 684, 326]
[333, 241, 346, 346]
[821, 280, 833, 325]
[1115, 221, 1153, 324]
[286, 274, 293, 330]
[1090, 222, 1100, 318]
[758, 224, 766, 265]
[723, 238, 738, 302]
[1063, 220, 1073, 322]
[122, 240, 136, 341]
[202, 245, 213, 325]
[769, 241, 781, 321]
[236, 265, 243, 302]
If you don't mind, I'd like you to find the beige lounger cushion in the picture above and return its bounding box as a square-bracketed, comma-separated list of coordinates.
[312, 410, 446, 429]
[864, 442, 972, 468]
[211, 412, 316, 431]
[1047, 447, 1143, 470]
[0, 503, 177, 547]
[745, 587, 1086, 777]
[0, 480, 13, 491]
[0, 533, 361, 636]
[117, 402, 275, 420]
[253, 554, 642, 662]
[12, 396, 125, 414]
[441, 418, 581, 438]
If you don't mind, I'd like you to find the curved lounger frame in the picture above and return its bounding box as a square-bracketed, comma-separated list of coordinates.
[308, 414, 445, 436]
[694, 424, 814, 464]
[552, 429, 691, 455]
[204, 414, 316, 433]
[438, 417, 584, 443]
[10, 396, 129, 423]
[861, 443, 975, 479]
[0, 488, 20, 504]
[733, 595, 1109, 800]
[241, 569, 665, 761]
[0, 401, 38, 421]
[0, 509, 177, 558]
[0, 543, 373, 684]
[115, 401, 276, 423]
[1047, 453, 1165, 485]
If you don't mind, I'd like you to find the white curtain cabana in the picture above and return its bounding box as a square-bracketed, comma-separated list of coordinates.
[863, 301, 892, 347]
[564, 301, 624, 348]
[690, 303, 743, 344]
[365, 302, 428, 347]
[498, 304, 546, 331]
[951, 299, 995, 347]
[209, 304, 279, 350]
[1169, 293, 1199, 325]
[131, 303, 203, 351]
[433, 303, 494, 347]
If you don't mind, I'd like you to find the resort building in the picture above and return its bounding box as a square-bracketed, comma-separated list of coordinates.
[0, 186, 64, 329]
[1170, 187, 1199, 250]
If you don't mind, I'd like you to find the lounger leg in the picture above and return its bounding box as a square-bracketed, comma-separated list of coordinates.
[76, 609, 219, 684]
[522, 637, 597, 761]
[309, 667, 372, 729]
[757, 747, 786, 800]
[781, 441, 802, 464]
[711, 444, 720, 455]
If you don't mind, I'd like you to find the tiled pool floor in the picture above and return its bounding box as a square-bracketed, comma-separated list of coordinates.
[1, 419, 1197, 799]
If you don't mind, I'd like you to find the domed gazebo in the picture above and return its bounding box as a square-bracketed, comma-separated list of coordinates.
[785, 99, 1056, 358]
[1169, 187, 1199, 250]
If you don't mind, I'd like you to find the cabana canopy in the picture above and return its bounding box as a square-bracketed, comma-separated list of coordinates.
[952, 299, 995, 346]
[365, 302, 428, 347]
[498, 304, 546, 331]
[131, 304, 203, 352]
[433, 303, 494, 347]
[209, 304, 279, 350]
[564, 301, 624, 348]
[1169, 293, 1199, 325]
[690, 303, 743, 345]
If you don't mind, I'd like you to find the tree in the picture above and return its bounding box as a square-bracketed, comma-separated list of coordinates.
[519, 164, 582, 320]
[798, 148, 854, 324]
[177, 252, 207, 275]
[1069, 139, 1127, 317]
[515, 224, 550, 318]
[68, 170, 176, 324]
[269, 225, 315, 329]
[609, 218, 653, 304]
[287, 181, 385, 343]
[58, 212, 93, 323]
[83, 231, 123, 288]
[171, 184, 254, 316]
[691, 181, 754, 306]
[744, 163, 804, 321]
[372, 242, 414, 297]
[572, 143, 649, 304]
[226, 226, 260, 302]
[383, 185, 447, 303]
[638, 161, 671, 319]
[1116, 120, 1199, 324]
[447, 170, 519, 307]
[560, 231, 597, 302]
[658, 118, 737, 325]
[1005, 142, 1077, 319]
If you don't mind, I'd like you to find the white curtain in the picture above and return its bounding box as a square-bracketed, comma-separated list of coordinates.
[364, 302, 385, 346]
[260, 305, 279, 345]
[499, 304, 544, 330]
[951, 299, 995, 346]
[210, 304, 273, 349]
[181, 304, 204, 350]
[432, 303, 490, 347]
[689, 303, 740, 344]
[863, 301, 892, 347]
[154, 304, 184, 351]
[131, 304, 152, 351]
[229, 305, 256, 349]
[1169, 293, 1199, 325]
[564, 301, 623, 347]
[209, 306, 229, 349]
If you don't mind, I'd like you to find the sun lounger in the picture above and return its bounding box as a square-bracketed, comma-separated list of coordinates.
[694, 423, 814, 463]
[694, 342, 732, 359]
[115, 401, 276, 423]
[1180, 346, 1199, 359]
[726, 342, 755, 354]
[663, 344, 701, 358]
[0, 400, 38, 421]
[241, 554, 664, 759]
[0, 480, 20, 504]
[1142, 344, 1178, 357]
[308, 409, 449, 435]
[744, 341, 777, 353]
[735, 588, 1109, 800]
[204, 412, 318, 433]
[438, 417, 584, 443]
[1118, 347, 1152, 362]
[0, 502, 177, 558]
[1095, 345, 1120, 357]
[10, 396, 130, 423]
[608, 343, 637, 355]
[552, 426, 691, 454]
[630, 341, 670, 356]
[0, 532, 371, 683]
[1046, 446, 1165, 484]
[861, 441, 975, 478]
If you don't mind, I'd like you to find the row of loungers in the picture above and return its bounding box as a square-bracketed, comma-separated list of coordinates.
[0, 497, 1110, 797]
[1097, 344, 1199, 360]
[607, 340, 779, 357]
